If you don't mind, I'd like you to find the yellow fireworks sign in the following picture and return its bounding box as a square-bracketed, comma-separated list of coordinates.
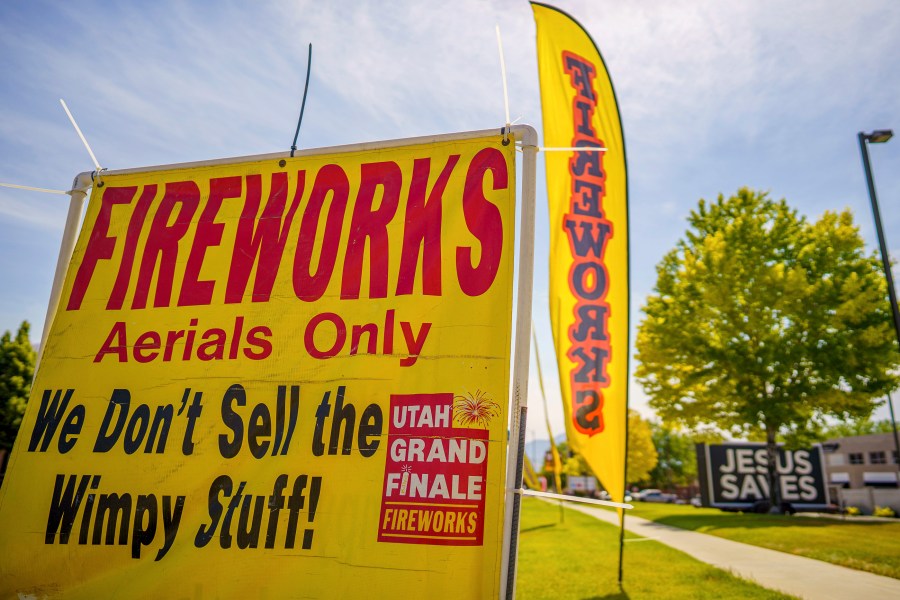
[0, 130, 522, 598]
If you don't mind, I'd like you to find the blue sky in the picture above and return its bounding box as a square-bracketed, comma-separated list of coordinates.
[2, 0, 900, 437]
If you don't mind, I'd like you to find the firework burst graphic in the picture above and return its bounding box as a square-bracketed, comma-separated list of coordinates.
[453, 390, 500, 428]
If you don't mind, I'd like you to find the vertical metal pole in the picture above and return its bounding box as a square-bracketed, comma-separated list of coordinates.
[618, 423, 628, 586]
[504, 407, 528, 599]
[858, 133, 900, 479]
[859, 133, 900, 345]
[35, 171, 93, 374]
[888, 394, 900, 475]
[500, 125, 537, 600]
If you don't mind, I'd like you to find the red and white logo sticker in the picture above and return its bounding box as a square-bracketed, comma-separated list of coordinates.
[378, 392, 494, 546]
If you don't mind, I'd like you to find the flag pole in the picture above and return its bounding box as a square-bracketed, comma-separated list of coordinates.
[618, 413, 629, 586]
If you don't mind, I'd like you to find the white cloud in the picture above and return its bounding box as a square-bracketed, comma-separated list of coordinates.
[2, 0, 899, 424]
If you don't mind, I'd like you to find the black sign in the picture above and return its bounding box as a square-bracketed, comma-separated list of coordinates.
[696, 443, 829, 510]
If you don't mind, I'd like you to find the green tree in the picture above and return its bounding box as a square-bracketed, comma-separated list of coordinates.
[635, 188, 899, 511]
[0, 321, 37, 453]
[646, 423, 699, 489]
[818, 417, 896, 439]
[627, 410, 658, 484]
[558, 410, 658, 487]
[555, 441, 590, 478]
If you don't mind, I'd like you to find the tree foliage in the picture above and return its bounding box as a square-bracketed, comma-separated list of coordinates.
[644, 423, 701, 488]
[558, 410, 658, 487]
[635, 188, 899, 505]
[0, 321, 36, 452]
[626, 410, 658, 484]
[817, 417, 896, 440]
[559, 441, 590, 478]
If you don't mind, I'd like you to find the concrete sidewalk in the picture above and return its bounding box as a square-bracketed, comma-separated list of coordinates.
[565, 502, 900, 600]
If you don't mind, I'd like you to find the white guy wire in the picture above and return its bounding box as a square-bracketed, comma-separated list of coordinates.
[540, 146, 607, 152]
[60, 99, 101, 171]
[495, 25, 511, 134]
[521, 489, 633, 510]
[0, 182, 67, 195]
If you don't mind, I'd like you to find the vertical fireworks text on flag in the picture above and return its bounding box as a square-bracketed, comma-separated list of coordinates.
[531, 2, 630, 513]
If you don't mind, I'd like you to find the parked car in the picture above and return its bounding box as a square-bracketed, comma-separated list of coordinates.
[635, 488, 677, 503]
[632, 488, 657, 500]
[598, 490, 634, 503]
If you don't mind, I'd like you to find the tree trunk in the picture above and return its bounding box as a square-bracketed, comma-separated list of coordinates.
[765, 425, 783, 514]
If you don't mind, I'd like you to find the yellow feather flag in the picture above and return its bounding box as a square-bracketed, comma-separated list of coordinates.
[533, 328, 564, 494]
[532, 3, 629, 514]
[546, 428, 564, 495]
[522, 454, 541, 490]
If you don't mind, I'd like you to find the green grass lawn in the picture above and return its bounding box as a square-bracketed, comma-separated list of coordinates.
[515, 498, 796, 599]
[620, 501, 900, 579]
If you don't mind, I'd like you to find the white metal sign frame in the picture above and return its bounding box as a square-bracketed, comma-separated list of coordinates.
[41, 125, 538, 600]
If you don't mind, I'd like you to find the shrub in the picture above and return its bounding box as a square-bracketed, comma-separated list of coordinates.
[845, 506, 861, 516]
[873, 506, 896, 518]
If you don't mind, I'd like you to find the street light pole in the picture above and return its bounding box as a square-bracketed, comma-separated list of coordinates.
[858, 129, 900, 475]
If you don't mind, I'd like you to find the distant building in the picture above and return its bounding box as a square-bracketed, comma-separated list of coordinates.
[823, 432, 899, 489]
[823, 432, 900, 514]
